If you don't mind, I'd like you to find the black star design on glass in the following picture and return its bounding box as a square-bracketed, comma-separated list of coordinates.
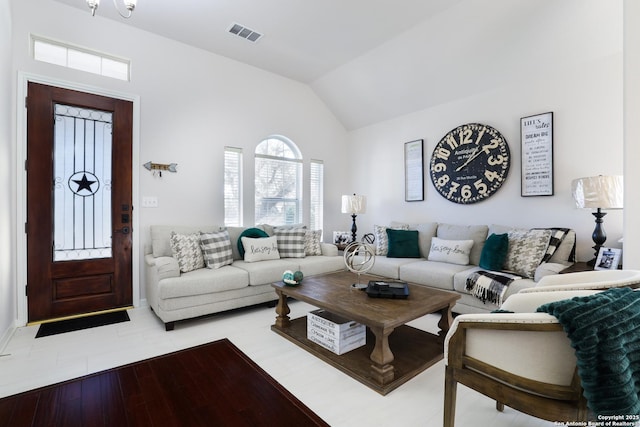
[72, 173, 97, 193]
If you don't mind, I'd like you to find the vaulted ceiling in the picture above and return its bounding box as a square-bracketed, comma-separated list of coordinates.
[53, 0, 621, 130]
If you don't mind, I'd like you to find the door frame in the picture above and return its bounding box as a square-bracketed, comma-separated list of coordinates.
[16, 72, 141, 327]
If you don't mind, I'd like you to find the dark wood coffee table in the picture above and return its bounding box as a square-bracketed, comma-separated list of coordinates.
[270, 271, 460, 395]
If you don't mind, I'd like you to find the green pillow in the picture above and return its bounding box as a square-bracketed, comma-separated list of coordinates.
[238, 228, 269, 258]
[386, 229, 420, 258]
[479, 233, 509, 271]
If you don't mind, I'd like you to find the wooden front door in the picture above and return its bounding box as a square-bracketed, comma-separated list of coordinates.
[26, 82, 133, 323]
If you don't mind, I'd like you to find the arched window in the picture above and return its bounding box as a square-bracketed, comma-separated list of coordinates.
[254, 136, 302, 225]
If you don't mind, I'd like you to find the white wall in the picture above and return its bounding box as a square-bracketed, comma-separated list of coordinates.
[346, 1, 624, 263]
[623, 0, 640, 269]
[10, 0, 350, 311]
[0, 0, 15, 347]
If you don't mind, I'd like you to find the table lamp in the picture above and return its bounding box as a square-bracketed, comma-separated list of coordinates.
[571, 175, 623, 266]
[341, 194, 366, 243]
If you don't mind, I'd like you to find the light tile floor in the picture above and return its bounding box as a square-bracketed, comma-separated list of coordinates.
[1, 301, 558, 427]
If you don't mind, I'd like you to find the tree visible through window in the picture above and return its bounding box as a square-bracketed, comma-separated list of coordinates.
[255, 136, 302, 225]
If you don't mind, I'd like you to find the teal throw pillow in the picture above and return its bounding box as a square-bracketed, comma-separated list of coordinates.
[238, 228, 269, 258]
[479, 233, 509, 271]
[386, 229, 420, 258]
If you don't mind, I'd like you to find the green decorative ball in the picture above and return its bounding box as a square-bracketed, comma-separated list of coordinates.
[293, 271, 304, 283]
[282, 270, 294, 283]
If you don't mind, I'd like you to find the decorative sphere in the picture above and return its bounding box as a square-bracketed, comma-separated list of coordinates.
[282, 270, 294, 282]
[344, 242, 376, 274]
[282, 270, 301, 286]
[293, 271, 304, 283]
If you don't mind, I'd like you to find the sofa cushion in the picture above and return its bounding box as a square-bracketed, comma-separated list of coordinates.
[237, 228, 269, 258]
[274, 226, 307, 258]
[504, 229, 552, 278]
[304, 229, 323, 256]
[374, 224, 409, 256]
[479, 233, 509, 271]
[386, 229, 420, 258]
[367, 256, 423, 280]
[436, 223, 488, 265]
[233, 258, 300, 285]
[428, 237, 474, 265]
[157, 265, 248, 299]
[241, 236, 280, 262]
[297, 255, 346, 276]
[170, 232, 205, 273]
[200, 230, 233, 269]
[400, 260, 471, 291]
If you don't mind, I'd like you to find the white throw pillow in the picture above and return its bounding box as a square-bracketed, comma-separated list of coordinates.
[427, 237, 474, 265]
[241, 236, 280, 262]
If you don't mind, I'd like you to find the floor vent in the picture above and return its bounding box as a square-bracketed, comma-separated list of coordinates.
[228, 23, 263, 43]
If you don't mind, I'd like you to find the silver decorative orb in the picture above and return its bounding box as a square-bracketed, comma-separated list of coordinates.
[344, 242, 376, 277]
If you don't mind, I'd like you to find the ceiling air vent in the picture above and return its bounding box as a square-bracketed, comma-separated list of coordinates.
[228, 23, 263, 43]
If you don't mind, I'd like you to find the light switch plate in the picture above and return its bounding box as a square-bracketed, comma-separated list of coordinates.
[142, 196, 158, 208]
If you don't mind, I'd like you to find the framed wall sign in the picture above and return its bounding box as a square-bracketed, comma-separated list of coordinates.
[521, 112, 553, 196]
[404, 139, 424, 201]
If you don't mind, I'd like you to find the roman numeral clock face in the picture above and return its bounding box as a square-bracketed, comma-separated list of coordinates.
[429, 123, 510, 204]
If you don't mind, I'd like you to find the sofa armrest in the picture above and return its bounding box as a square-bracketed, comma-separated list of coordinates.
[145, 254, 180, 281]
[500, 289, 601, 312]
[533, 262, 570, 282]
[523, 269, 640, 293]
[321, 242, 339, 256]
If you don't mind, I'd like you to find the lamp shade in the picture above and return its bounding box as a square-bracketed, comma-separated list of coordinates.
[571, 175, 623, 209]
[341, 194, 367, 214]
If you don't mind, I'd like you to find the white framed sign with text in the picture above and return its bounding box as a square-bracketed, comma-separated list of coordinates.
[521, 112, 553, 196]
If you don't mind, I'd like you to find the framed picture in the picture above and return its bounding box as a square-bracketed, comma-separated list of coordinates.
[404, 139, 424, 201]
[594, 247, 622, 270]
[333, 231, 352, 245]
[521, 112, 553, 197]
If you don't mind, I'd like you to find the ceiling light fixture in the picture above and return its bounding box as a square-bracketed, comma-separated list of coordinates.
[87, 0, 137, 19]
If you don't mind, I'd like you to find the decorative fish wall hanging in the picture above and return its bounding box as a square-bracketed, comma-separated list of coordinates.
[143, 161, 177, 177]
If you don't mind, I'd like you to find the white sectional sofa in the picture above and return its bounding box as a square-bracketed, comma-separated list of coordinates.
[363, 222, 576, 314]
[145, 224, 345, 330]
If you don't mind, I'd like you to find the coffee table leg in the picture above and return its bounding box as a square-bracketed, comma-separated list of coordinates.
[369, 326, 395, 385]
[437, 302, 455, 344]
[274, 289, 290, 328]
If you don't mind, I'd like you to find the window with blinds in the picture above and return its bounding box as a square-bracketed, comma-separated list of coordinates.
[254, 137, 302, 226]
[224, 147, 243, 227]
[310, 159, 324, 232]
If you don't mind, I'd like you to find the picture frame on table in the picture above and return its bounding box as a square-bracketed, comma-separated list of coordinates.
[333, 231, 352, 246]
[404, 139, 424, 202]
[594, 247, 622, 270]
[521, 112, 554, 197]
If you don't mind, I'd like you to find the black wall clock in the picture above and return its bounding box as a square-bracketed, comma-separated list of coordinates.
[429, 123, 510, 204]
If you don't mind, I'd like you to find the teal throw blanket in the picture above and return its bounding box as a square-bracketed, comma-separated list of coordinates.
[537, 287, 640, 416]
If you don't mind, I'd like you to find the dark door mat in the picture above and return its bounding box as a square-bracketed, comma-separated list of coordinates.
[36, 311, 130, 338]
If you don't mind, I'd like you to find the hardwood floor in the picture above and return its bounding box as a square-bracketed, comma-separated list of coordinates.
[0, 300, 558, 427]
[0, 339, 328, 427]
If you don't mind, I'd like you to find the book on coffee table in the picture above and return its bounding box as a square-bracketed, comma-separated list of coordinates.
[365, 281, 410, 299]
